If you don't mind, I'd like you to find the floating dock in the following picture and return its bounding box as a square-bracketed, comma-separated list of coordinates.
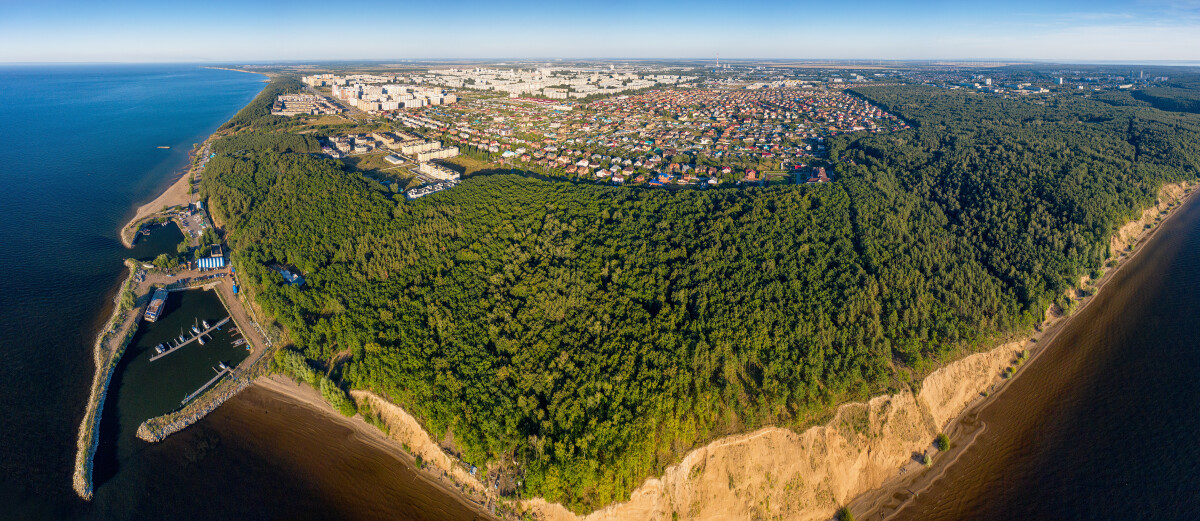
[182, 364, 230, 405]
[149, 317, 230, 361]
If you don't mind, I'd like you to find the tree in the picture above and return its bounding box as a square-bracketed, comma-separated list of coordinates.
[936, 433, 950, 452]
[152, 253, 177, 270]
[202, 79, 1200, 513]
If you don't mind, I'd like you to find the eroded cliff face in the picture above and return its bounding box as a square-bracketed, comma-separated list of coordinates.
[351, 391, 490, 497]
[1111, 182, 1189, 256]
[526, 342, 1022, 521]
[362, 183, 1194, 521]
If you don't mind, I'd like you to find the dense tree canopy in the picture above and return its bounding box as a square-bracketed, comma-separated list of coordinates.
[203, 80, 1200, 512]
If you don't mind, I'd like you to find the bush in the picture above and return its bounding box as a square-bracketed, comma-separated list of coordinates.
[275, 348, 357, 416]
[922, 453, 932, 466]
[118, 289, 135, 312]
[837, 506, 855, 521]
[319, 376, 357, 416]
[935, 433, 949, 452]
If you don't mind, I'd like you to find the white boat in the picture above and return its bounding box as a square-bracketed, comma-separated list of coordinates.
[154, 343, 166, 354]
[191, 325, 201, 335]
[198, 336, 207, 346]
[202, 319, 210, 329]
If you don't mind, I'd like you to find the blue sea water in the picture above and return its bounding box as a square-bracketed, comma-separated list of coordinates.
[0, 65, 484, 521]
[0, 64, 263, 518]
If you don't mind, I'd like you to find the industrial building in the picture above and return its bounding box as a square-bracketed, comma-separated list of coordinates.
[196, 257, 225, 271]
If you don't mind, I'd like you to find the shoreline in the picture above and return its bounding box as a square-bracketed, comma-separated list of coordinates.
[75, 72, 281, 501]
[72, 260, 141, 500]
[202, 66, 269, 78]
[79, 69, 1196, 517]
[515, 182, 1197, 521]
[845, 181, 1198, 521]
[105, 164, 1195, 519]
[138, 180, 1193, 520]
[120, 141, 202, 247]
[252, 375, 501, 521]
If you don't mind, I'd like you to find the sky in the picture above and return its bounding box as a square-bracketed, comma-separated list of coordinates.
[1, 0, 1199, 63]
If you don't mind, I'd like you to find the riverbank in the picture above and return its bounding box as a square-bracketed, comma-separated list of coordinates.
[510, 182, 1196, 521]
[251, 375, 501, 520]
[72, 260, 141, 500]
[843, 180, 1198, 521]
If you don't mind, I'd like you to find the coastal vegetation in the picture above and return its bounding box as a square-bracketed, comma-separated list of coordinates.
[838, 506, 855, 521]
[273, 348, 356, 416]
[201, 77, 1200, 512]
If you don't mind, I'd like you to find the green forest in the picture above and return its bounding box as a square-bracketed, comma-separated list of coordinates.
[202, 78, 1200, 512]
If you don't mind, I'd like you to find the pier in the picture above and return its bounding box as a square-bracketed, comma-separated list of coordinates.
[182, 365, 231, 405]
[149, 316, 230, 362]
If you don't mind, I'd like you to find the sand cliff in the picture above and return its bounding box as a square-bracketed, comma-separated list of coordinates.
[523, 342, 1021, 521]
[250, 181, 1193, 521]
[517, 181, 1193, 520]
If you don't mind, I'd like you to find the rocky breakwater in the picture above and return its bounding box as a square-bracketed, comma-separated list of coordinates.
[73, 260, 141, 500]
[136, 377, 252, 442]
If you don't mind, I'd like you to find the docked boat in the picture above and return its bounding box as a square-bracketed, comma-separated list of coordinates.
[217, 362, 230, 371]
[154, 343, 166, 354]
[202, 319, 211, 329]
[198, 335, 207, 346]
[191, 325, 201, 335]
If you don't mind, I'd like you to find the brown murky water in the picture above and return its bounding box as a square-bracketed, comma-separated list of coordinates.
[90, 385, 488, 521]
[889, 195, 1200, 520]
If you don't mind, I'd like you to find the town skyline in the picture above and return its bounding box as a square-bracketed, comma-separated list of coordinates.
[3, 0, 1199, 63]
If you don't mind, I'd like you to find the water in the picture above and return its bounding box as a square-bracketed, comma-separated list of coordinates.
[892, 194, 1200, 520]
[94, 288, 250, 475]
[0, 65, 484, 521]
[128, 221, 185, 261]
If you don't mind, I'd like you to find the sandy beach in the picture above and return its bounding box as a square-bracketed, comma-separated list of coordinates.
[120, 159, 196, 247]
[253, 374, 500, 520]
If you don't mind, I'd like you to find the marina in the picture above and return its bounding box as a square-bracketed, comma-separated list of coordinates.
[148, 316, 230, 361]
[96, 288, 253, 483]
[181, 363, 232, 405]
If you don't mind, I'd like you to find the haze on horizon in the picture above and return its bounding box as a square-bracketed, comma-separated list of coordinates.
[2, 0, 1199, 63]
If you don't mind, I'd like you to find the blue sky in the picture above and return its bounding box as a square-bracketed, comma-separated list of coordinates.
[1, 0, 1198, 62]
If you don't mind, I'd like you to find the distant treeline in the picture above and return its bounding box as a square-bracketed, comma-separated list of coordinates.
[202, 77, 1200, 512]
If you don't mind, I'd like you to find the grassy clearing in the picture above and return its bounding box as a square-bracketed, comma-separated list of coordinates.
[440, 155, 493, 176]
